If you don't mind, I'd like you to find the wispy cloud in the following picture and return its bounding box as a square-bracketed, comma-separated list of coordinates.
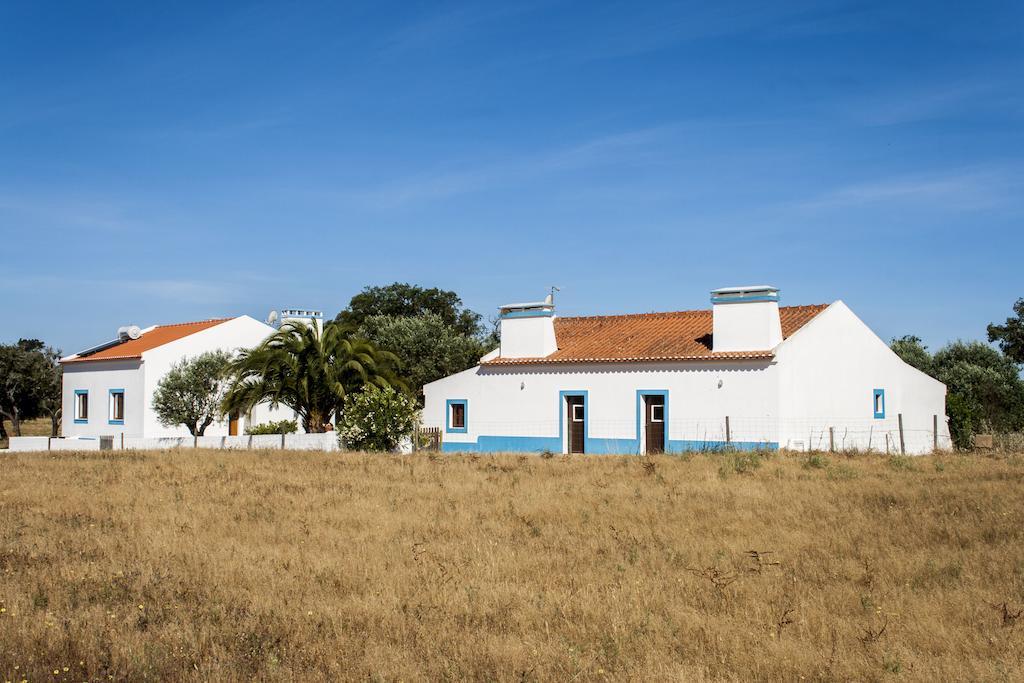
[550, 0, 857, 63]
[0, 194, 136, 233]
[378, 2, 548, 59]
[845, 80, 1011, 127]
[0, 273, 263, 307]
[153, 115, 287, 142]
[790, 168, 1023, 213]
[331, 123, 690, 209]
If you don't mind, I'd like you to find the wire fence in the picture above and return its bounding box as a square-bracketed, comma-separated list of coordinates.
[436, 414, 951, 455]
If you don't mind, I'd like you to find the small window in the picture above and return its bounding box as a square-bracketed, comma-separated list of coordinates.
[446, 399, 468, 433]
[873, 389, 885, 419]
[451, 402, 465, 429]
[651, 404, 664, 423]
[572, 403, 585, 422]
[109, 389, 125, 424]
[74, 391, 89, 422]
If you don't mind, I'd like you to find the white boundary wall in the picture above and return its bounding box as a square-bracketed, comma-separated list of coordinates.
[6, 433, 340, 452]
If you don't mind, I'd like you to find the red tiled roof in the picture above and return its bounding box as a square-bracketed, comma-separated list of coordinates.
[482, 304, 828, 365]
[62, 318, 233, 364]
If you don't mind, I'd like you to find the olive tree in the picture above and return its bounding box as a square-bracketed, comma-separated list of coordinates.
[152, 351, 232, 436]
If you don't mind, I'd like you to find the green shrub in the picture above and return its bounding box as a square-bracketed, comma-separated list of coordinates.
[946, 393, 977, 450]
[888, 454, 917, 472]
[827, 464, 858, 481]
[245, 419, 298, 435]
[803, 454, 828, 470]
[338, 385, 419, 452]
[718, 450, 766, 478]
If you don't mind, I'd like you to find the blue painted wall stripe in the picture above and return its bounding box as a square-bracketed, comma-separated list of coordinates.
[500, 309, 555, 319]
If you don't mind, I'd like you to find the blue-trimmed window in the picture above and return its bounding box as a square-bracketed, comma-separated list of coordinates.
[446, 399, 468, 433]
[873, 389, 885, 419]
[74, 390, 89, 423]
[109, 389, 125, 425]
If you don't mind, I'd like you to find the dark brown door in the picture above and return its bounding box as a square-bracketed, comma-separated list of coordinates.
[228, 411, 239, 436]
[644, 395, 665, 454]
[567, 396, 585, 454]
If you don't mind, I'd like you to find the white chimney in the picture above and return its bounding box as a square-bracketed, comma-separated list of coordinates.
[281, 308, 323, 335]
[711, 286, 783, 353]
[498, 294, 557, 358]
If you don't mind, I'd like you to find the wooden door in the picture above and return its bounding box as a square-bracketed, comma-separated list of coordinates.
[567, 396, 585, 454]
[644, 395, 665, 454]
[228, 411, 239, 436]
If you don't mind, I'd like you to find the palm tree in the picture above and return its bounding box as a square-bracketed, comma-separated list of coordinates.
[222, 321, 403, 433]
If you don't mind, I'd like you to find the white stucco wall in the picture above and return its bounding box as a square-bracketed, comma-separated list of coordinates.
[61, 359, 145, 438]
[712, 300, 783, 352]
[424, 359, 779, 453]
[775, 301, 950, 454]
[140, 316, 287, 437]
[62, 315, 299, 439]
[499, 314, 558, 358]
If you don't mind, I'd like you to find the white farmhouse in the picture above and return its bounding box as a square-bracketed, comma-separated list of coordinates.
[61, 315, 292, 439]
[423, 286, 951, 455]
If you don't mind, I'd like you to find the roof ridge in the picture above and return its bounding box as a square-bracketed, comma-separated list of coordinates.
[152, 317, 234, 330]
[558, 304, 827, 322]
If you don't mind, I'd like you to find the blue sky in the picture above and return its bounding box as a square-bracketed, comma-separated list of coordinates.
[1, 0, 1022, 355]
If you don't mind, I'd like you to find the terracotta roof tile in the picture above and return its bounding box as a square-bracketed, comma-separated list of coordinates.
[62, 318, 233, 364]
[483, 304, 828, 365]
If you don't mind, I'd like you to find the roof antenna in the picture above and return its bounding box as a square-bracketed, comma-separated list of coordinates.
[545, 286, 560, 306]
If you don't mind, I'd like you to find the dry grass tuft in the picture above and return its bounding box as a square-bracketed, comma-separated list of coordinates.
[1, 449, 1023, 680]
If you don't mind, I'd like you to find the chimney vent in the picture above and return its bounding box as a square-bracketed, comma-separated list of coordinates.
[710, 286, 782, 352]
[498, 295, 557, 359]
[282, 308, 324, 335]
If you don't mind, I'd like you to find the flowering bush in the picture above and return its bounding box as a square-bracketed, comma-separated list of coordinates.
[338, 385, 419, 452]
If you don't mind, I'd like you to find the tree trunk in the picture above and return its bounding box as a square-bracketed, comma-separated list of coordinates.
[50, 412, 60, 437]
[0, 419, 7, 440]
[10, 410, 20, 437]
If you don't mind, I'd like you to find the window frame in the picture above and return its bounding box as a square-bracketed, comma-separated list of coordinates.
[651, 403, 665, 423]
[109, 388, 125, 425]
[446, 399, 468, 434]
[873, 388, 886, 419]
[572, 403, 585, 422]
[74, 390, 89, 423]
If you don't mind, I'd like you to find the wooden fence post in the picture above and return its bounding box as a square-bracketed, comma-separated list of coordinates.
[829, 427, 835, 453]
[898, 414, 906, 456]
[933, 414, 938, 451]
[725, 416, 731, 445]
[281, 433, 286, 450]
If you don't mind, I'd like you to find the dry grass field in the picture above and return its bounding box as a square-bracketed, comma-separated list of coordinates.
[1, 449, 1023, 681]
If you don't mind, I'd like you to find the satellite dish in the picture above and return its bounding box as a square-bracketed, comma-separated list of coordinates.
[266, 310, 280, 327]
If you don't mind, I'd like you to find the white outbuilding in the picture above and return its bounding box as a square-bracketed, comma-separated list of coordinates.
[60, 315, 294, 440]
[423, 286, 951, 455]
